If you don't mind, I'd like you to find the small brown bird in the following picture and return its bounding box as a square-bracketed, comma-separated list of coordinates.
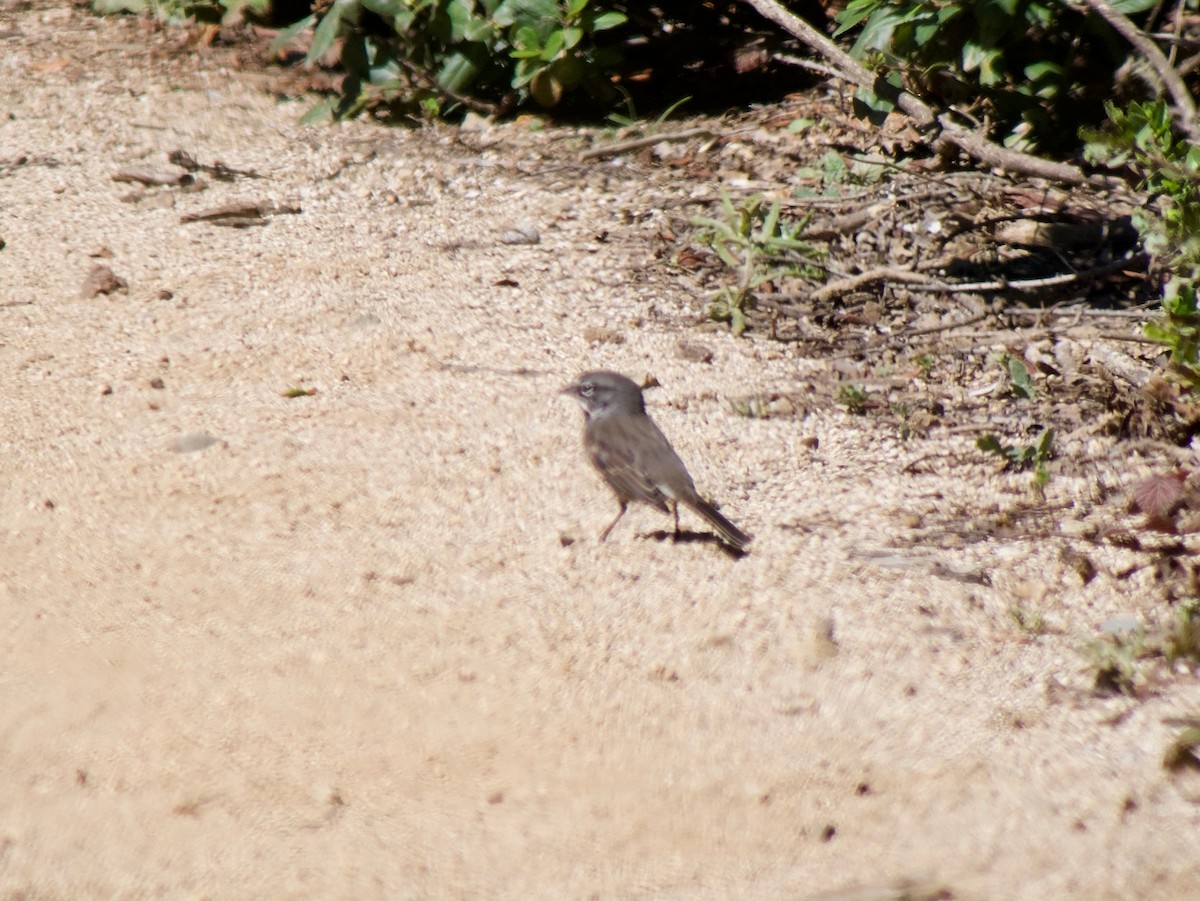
[561, 371, 750, 550]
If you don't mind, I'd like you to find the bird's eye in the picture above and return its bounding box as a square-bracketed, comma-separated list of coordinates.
[580, 384, 593, 396]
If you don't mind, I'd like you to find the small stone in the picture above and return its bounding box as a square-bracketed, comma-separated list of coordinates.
[674, 340, 714, 363]
[498, 223, 540, 245]
[173, 433, 219, 453]
[582, 325, 624, 345]
[149, 377, 165, 390]
[138, 192, 175, 211]
[1100, 615, 1141, 636]
[460, 112, 493, 132]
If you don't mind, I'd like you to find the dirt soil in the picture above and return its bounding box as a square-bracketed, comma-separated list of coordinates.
[3, 6, 1200, 899]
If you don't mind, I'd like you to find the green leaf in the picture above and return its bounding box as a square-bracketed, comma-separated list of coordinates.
[851, 92, 890, 126]
[1144, 322, 1172, 344]
[438, 47, 485, 93]
[445, 0, 472, 42]
[462, 16, 494, 42]
[309, 1, 360, 64]
[561, 25, 583, 49]
[567, 0, 589, 17]
[494, 0, 558, 29]
[1025, 60, 1065, 81]
[591, 10, 627, 31]
[540, 28, 564, 61]
[1025, 2, 1053, 27]
[299, 97, 339, 125]
[512, 56, 541, 88]
[513, 24, 541, 50]
[1036, 428, 1054, 457]
[361, 0, 405, 15]
[268, 14, 314, 55]
[834, 0, 882, 36]
[530, 67, 562, 105]
[550, 54, 585, 88]
[849, 6, 906, 55]
[1006, 356, 1034, 398]
[977, 434, 1004, 454]
[962, 40, 1003, 86]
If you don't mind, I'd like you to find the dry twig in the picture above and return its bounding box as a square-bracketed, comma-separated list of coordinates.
[579, 127, 719, 161]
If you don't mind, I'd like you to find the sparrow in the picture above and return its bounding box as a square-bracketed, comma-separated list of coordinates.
[561, 370, 750, 550]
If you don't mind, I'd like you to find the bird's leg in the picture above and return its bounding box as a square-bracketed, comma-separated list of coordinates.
[670, 499, 680, 541]
[599, 500, 628, 542]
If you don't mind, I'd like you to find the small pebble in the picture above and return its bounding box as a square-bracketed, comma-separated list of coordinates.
[173, 432, 219, 454]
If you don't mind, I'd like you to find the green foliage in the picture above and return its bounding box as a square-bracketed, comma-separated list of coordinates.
[92, 0, 268, 23]
[272, 0, 629, 120]
[1085, 100, 1200, 389]
[1087, 624, 1148, 696]
[836, 384, 871, 415]
[792, 150, 888, 196]
[977, 428, 1053, 485]
[1163, 723, 1200, 771]
[729, 396, 771, 418]
[1164, 597, 1200, 664]
[691, 193, 823, 336]
[832, 0, 1148, 152]
[999, 353, 1035, 399]
[1144, 281, 1200, 390]
[1086, 601, 1200, 700]
[1008, 604, 1046, 635]
[605, 93, 690, 131]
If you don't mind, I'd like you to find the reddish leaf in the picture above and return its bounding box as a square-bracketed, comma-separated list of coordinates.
[1132, 470, 1190, 519]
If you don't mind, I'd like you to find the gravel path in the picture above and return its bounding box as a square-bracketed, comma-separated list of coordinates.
[1, 6, 1198, 898]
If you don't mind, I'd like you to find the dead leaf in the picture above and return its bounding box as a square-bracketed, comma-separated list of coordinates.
[1132, 470, 1190, 520]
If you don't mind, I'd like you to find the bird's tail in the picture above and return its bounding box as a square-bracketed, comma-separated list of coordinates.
[686, 497, 751, 550]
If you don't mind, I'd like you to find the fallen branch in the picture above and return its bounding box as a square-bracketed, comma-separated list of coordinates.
[808, 266, 932, 303]
[805, 254, 1146, 304]
[579, 127, 718, 161]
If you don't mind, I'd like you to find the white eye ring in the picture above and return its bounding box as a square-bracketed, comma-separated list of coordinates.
[580, 385, 594, 396]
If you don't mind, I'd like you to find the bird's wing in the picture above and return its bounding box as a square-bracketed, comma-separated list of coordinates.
[587, 418, 672, 511]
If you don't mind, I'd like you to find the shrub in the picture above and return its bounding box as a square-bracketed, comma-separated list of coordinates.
[273, 0, 630, 120]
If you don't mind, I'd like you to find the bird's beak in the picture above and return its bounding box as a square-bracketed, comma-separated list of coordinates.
[559, 382, 578, 396]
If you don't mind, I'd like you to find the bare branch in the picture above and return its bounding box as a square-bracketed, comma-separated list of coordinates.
[805, 254, 1146, 304]
[934, 118, 1089, 184]
[579, 127, 718, 161]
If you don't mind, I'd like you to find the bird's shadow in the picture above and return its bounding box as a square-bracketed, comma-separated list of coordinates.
[640, 528, 748, 559]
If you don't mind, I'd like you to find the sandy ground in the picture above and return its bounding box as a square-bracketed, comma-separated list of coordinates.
[2, 6, 1199, 899]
